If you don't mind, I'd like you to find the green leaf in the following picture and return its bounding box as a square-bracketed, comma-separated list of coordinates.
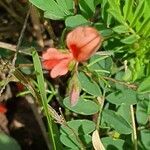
[137, 16, 150, 36]
[108, 9, 125, 24]
[140, 129, 150, 149]
[0, 133, 21, 150]
[56, 0, 72, 15]
[78, 72, 101, 96]
[136, 99, 150, 125]
[60, 134, 91, 149]
[123, 0, 134, 21]
[138, 76, 150, 93]
[130, 0, 145, 27]
[102, 109, 132, 134]
[106, 89, 137, 105]
[113, 25, 129, 34]
[60, 120, 95, 149]
[101, 137, 125, 150]
[60, 119, 95, 135]
[108, 0, 120, 12]
[117, 103, 131, 123]
[63, 97, 99, 115]
[79, 0, 95, 17]
[121, 34, 139, 44]
[88, 55, 111, 70]
[65, 15, 89, 28]
[29, 0, 73, 20]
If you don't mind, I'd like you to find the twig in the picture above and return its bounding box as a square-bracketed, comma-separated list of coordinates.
[0, 41, 32, 56]
[30, 5, 44, 47]
[103, 76, 137, 90]
[96, 51, 114, 56]
[0, 41, 16, 52]
[0, 7, 31, 96]
[12, 6, 31, 66]
[96, 94, 105, 131]
[130, 105, 138, 150]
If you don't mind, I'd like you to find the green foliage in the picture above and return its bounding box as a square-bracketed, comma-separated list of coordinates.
[60, 120, 95, 149]
[29, 0, 73, 20]
[63, 97, 99, 115]
[102, 109, 132, 134]
[2, 0, 150, 149]
[136, 99, 150, 125]
[140, 129, 150, 149]
[65, 15, 90, 28]
[78, 72, 102, 96]
[0, 133, 21, 150]
[101, 137, 125, 150]
[106, 88, 137, 105]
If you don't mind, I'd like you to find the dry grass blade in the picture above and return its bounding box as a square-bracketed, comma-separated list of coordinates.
[92, 130, 105, 150]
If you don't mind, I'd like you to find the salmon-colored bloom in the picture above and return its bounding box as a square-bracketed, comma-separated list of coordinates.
[42, 48, 73, 78]
[42, 26, 102, 78]
[66, 26, 101, 62]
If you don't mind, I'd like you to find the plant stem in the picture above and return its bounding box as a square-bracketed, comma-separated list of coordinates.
[96, 93, 105, 131]
[103, 76, 137, 90]
[130, 105, 138, 150]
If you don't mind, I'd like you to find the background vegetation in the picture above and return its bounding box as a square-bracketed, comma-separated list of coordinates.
[0, 0, 150, 149]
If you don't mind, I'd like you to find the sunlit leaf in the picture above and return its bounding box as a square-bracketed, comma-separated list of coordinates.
[113, 25, 129, 34]
[65, 15, 89, 28]
[121, 34, 139, 44]
[130, 0, 145, 27]
[123, 0, 134, 20]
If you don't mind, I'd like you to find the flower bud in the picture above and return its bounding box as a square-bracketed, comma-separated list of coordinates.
[66, 26, 102, 62]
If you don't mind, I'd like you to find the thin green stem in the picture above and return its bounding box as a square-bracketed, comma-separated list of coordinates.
[130, 105, 138, 150]
[96, 91, 105, 130]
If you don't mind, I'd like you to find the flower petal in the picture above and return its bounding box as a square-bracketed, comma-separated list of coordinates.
[42, 48, 70, 60]
[66, 26, 102, 62]
[42, 48, 73, 71]
[43, 59, 61, 70]
[50, 59, 72, 78]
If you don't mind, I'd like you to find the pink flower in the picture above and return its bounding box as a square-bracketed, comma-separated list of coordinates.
[42, 26, 102, 78]
[42, 48, 73, 78]
[66, 26, 101, 62]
